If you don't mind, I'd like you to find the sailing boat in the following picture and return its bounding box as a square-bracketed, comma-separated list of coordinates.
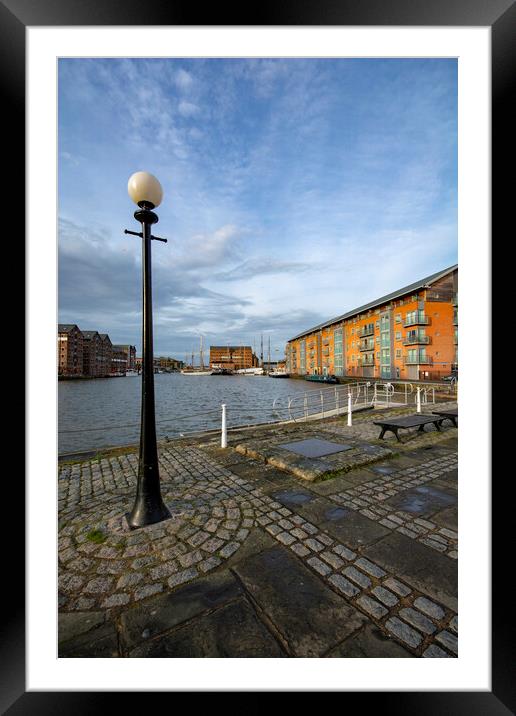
[181, 335, 212, 375]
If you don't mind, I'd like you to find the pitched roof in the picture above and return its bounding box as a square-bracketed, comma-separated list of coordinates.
[58, 324, 79, 333]
[81, 330, 99, 339]
[288, 264, 458, 342]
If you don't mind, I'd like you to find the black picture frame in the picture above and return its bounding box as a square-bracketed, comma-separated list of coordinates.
[7, 0, 512, 710]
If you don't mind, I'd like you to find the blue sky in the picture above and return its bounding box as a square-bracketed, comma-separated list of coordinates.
[58, 58, 457, 360]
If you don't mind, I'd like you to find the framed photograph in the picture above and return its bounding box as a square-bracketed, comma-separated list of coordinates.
[9, 0, 512, 709]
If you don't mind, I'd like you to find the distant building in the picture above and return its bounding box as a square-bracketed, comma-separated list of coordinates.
[154, 356, 183, 371]
[81, 330, 102, 377]
[111, 347, 128, 375]
[112, 344, 136, 371]
[134, 356, 184, 372]
[58, 327, 139, 378]
[263, 359, 286, 372]
[98, 334, 113, 377]
[58, 324, 84, 376]
[286, 265, 458, 381]
[209, 346, 258, 371]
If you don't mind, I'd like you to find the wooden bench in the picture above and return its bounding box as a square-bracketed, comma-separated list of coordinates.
[432, 408, 458, 427]
[373, 414, 443, 442]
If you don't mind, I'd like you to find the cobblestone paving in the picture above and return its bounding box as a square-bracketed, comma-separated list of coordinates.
[330, 454, 458, 559]
[59, 449, 256, 611]
[59, 435, 458, 658]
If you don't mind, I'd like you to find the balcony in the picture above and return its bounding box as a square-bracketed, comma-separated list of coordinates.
[403, 314, 430, 327]
[402, 335, 430, 346]
[358, 326, 375, 337]
[359, 342, 375, 352]
[403, 354, 433, 365]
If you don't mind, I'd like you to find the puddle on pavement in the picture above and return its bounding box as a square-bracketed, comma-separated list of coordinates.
[272, 490, 314, 506]
[370, 465, 396, 475]
[324, 507, 350, 521]
[388, 485, 456, 514]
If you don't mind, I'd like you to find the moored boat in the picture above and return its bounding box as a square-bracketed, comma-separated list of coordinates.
[304, 374, 338, 384]
[210, 367, 233, 376]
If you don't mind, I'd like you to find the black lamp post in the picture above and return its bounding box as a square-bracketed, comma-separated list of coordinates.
[125, 171, 171, 528]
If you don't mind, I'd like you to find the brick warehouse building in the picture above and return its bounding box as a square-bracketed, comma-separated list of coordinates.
[58, 324, 84, 377]
[59, 327, 132, 377]
[112, 344, 136, 371]
[286, 265, 458, 381]
[209, 346, 259, 371]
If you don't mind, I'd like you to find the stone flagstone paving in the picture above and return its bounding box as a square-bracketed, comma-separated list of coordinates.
[58, 411, 458, 658]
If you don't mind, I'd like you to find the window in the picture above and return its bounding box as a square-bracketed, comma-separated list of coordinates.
[396, 349, 402, 358]
[395, 314, 401, 323]
[395, 331, 401, 341]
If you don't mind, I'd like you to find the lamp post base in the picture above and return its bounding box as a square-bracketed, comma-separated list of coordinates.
[126, 498, 171, 529]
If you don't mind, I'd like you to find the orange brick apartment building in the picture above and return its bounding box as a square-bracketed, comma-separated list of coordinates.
[286, 265, 458, 381]
[209, 346, 259, 371]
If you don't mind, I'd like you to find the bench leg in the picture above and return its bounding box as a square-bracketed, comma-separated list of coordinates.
[418, 424, 426, 432]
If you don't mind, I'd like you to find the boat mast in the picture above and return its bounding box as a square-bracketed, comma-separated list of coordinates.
[200, 335, 204, 370]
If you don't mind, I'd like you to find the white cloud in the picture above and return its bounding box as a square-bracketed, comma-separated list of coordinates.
[178, 100, 200, 118]
[175, 68, 194, 91]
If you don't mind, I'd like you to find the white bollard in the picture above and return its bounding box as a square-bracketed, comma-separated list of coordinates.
[416, 386, 421, 413]
[347, 392, 352, 426]
[221, 403, 227, 448]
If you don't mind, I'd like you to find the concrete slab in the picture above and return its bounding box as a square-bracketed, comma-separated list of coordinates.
[59, 611, 105, 644]
[119, 571, 243, 652]
[326, 623, 415, 658]
[432, 506, 458, 531]
[281, 495, 391, 549]
[233, 546, 367, 657]
[339, 470, 378, 487]
[432, 468, 458, 489]
[59, 618, 119, 658]
[385, 485, 456, 517]
[309, 476, 355, 495]
[322, 510, 392, 549]
[129, 598, 286, 657]
[363, 532, 457, 611]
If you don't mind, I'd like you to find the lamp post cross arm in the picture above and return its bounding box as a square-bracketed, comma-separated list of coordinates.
[124, 229, 168, 243]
